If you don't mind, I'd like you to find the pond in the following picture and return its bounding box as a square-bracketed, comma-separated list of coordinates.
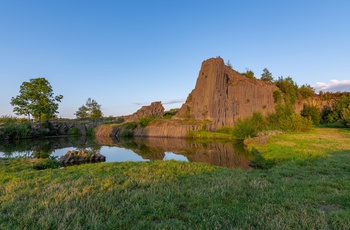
[0, 136, 253, 169]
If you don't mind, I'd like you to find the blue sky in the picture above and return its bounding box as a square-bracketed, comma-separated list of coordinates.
[1, 0, 349, 118]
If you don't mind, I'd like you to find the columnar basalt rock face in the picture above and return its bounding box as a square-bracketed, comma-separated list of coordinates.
[177, 57, 278, 130]
[125, 101, 165, 122]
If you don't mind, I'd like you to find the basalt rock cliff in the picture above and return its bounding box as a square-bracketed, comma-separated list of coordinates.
[124, 101, 164, 122]
[176, 57, 278, 130]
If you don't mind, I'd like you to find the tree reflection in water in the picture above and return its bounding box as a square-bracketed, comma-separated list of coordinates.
[0, 136, 253, 169]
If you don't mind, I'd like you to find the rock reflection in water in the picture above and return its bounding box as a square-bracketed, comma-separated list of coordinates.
[0, 136, 253, 169]
[114, 137, 253, 169]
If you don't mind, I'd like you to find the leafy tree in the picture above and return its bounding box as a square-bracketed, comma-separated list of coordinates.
[341, 105, 350, 126]
[240, 68, 255, 79]
[75, 105, 89, 119]
[300, 104, 321, 125]
[260, 68, 273, 82]
[75, 98, 103, 119]
[10, 78, 63, 121]
[299, 84, 315, 99]
[274, 76, 298, 104]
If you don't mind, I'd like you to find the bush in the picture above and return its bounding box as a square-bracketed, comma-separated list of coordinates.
[301, 104, 321, 125]
[232, 112, 267, 139]
[139, 116, 157, 127]
[1, 122, 33, 140]
[86, 128, 95, 137]
[123, 122, 138, 130]
[121, 129, 134, 138]
[68, 127, 81, 136]
[33, 157, 61, 170]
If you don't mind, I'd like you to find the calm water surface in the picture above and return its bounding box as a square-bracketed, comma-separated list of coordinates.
[0, 136, 253, 169]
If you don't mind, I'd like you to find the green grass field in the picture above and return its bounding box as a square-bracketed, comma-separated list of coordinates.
[1, 128, 350, 229]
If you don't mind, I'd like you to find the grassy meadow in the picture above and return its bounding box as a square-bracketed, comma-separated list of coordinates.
[1, 128, 350, 229]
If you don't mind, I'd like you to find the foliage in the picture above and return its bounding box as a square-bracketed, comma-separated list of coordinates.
[68, 127, 81, 136]
[301, 104, 321, 125]
[75, 98, 103, 119]
[232, 112, 268, 139]
[274, 76, 298, 104]
[1, 122, 33, 140]
[299, 84, 315, 99]
[0, 115, 28, 124]
[10, 78, 63, 121]
[122, 122, 138, 130]
[232, 108, 312, 140]
[86, 128, 95, 137]
[139, 116, 157, 127]
[121, 129, 134, 138]
[341, 105, 350, 126]
[163, 109, 178, 119]
[260, 68, 273, 82]
[32, 157, 61, 170]
[240, 68, 255, 79]
[320, 94, 350, 126]
[272, 90, 282, 103]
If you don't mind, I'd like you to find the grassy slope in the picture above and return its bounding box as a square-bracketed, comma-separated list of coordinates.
[1, 128, 350, 229]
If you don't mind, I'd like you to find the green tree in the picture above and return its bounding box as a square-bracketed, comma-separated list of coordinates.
[240, 68, 255, 79]
[75, 98, 103, 119]
[260, 68, 273, 82]
[274, 76, 298, 104]
[300, 104, 321, 125]
[75, 105, 89, 119]
[10, 78, 63, 121]
[299, 84, 315, 99]
[341, 105, 350, 126]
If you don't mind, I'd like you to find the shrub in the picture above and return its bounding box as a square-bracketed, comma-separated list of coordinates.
[123, 122, 138, 130]
[121, 129, 134, 138]
[139, 116, 157, 127]
[1, 122, 33, 139]
[68, 127, 81, 136]
[301, 104, 321, 125]
[33, 157, 61, 170]
[232, 112, 267, 139]
[232, 117, 259, 139]
[86, 128, 95, 137]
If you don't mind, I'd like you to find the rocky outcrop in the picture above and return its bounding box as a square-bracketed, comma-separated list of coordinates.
[294, 96, 334, 115]
[177, 57, 278, 130]
[125, 101, 164, 122]
[60, 150, 106, 165]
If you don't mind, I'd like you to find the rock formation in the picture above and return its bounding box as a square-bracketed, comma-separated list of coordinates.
[176, 57, 278, 130]
[60, 150, 106, 165]
[125, 101, 164, 122]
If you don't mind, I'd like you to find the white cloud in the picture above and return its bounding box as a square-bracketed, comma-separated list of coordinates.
[314, 80, 350, 92]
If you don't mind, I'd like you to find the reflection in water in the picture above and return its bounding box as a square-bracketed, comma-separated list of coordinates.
[0, 136, 253, 169]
